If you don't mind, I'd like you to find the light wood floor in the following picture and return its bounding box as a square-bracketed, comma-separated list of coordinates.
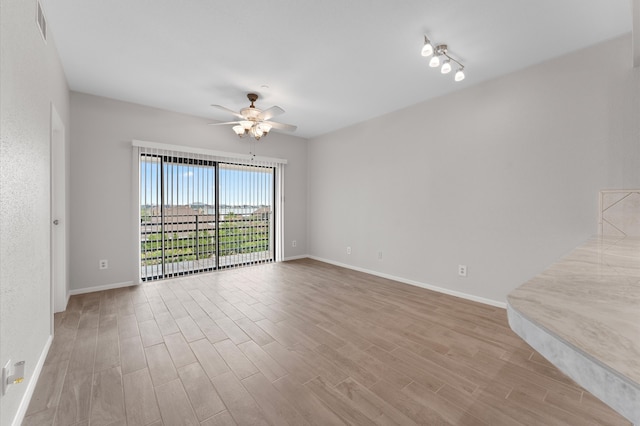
[23, 259, 630, 426]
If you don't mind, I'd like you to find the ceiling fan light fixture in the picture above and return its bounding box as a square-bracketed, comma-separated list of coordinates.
[232, 125, 245, 136]
[240, 120, 253, 130]
[249, 125, 264, 140]
[259, 123, 272, 134]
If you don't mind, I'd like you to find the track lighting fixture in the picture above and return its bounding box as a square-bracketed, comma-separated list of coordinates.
[421, 35, 465, 82]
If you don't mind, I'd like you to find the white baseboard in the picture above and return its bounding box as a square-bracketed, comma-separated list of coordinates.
[56, 291, 71, 314]
[282, 255, 309, 261]
[68, 263, 506, 309]
[12, 334, 53, 426]
[307, 256, 506, 309]
[69, 280, 135, 296]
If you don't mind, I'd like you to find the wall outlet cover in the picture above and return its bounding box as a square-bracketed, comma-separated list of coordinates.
[458, 265, 467, 277]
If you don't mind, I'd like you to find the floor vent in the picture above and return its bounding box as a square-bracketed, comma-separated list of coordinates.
[36, 1, 47, 42]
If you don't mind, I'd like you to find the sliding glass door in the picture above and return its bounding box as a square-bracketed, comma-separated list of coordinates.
[139, 153, 275, 281]
[219, 163, 274, 268]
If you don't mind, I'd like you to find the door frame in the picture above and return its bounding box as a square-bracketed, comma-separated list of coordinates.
[50, 103, 67, 328]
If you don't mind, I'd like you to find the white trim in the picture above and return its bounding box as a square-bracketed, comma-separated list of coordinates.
[68, 259, 505, 308]
[69, 281, 135, 296]
[132, 139, 287, 165]
[132, 148, 141, 284]
[12, 335, 53, 426]
[275, 163, 285, 262]
[35, 1, 47, 44]
[50, 103, 68, 317]
[308, 256, 507, 309]
[283, 255, 308, 261]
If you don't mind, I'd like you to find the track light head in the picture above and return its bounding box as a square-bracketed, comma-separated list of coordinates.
[455, 67, 465, 82]
[441, 59, 452, 74]
[421, 35, 434, 57]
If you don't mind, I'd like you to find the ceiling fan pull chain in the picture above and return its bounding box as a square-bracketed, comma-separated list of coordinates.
[249, 139, 256, 160]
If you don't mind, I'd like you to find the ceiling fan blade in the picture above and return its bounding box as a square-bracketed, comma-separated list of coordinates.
[210, 105, 244, 119]
[208, 121, 240, 126]
[264, 121, 297, 132]
[258, 106, 285, 121]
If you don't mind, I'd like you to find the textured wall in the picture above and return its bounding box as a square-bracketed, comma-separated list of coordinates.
[69, 92, 308, 292]
[307, 35, 640, 304]
[0, 0, 70, 424]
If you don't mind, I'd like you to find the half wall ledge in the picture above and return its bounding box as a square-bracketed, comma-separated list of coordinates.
[507, 235, 640, 425]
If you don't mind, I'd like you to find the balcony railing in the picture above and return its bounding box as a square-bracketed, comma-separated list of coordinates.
[140, 212, 273, 280]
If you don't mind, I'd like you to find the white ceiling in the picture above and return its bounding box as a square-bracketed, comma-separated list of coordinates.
[40, 0, 632, 138]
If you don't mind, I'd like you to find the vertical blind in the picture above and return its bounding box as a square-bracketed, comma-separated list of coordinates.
[134, 140, 286, 282]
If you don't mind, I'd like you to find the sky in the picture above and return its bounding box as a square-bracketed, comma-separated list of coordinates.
[140, 157, 274, 207]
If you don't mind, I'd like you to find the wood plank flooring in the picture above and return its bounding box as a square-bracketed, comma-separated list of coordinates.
[23, 259, 631, 425]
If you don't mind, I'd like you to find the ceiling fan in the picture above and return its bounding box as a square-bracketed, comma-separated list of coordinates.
[210, 93, 297, 140]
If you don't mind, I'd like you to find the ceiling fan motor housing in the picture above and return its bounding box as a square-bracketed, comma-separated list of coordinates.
[247, 93, 259, 105]
[242, 93, 261, 119]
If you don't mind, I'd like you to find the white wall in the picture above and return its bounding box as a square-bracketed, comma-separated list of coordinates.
[69, 92, 308, 292]
[308, 35, 640, 305]
[0, 0, 70, 424]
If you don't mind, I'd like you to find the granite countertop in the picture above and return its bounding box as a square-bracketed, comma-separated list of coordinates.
[507, 235, 640, 387]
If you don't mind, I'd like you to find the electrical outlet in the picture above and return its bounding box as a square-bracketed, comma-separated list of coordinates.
[458, 264, 467, 277]
[292, 240, 297, 248]
[99, 259, 108, 270]
[2, 360, 23, 395]
[346, 246, 351, 255]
